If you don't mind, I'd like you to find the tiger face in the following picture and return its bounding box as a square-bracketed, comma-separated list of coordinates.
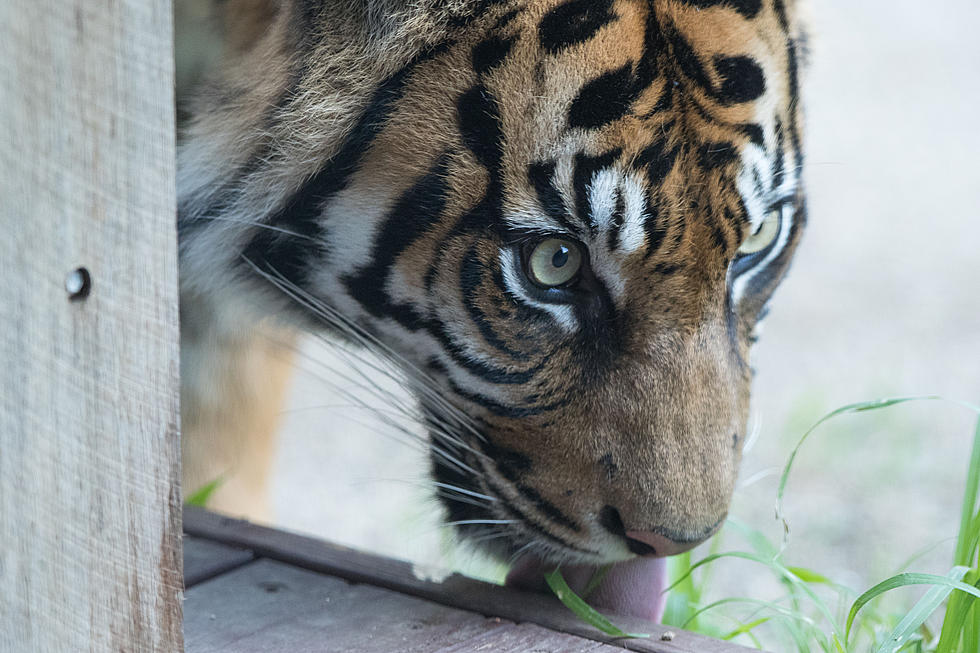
[178, 0, 806, 619]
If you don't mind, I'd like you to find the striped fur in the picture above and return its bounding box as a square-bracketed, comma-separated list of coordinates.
[179, 0, 807, 566]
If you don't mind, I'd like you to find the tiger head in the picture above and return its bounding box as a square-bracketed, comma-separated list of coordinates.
[178, 0, 807, 618]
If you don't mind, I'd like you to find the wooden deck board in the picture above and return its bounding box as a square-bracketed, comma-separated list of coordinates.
[430, 623, 615, 652]
[184, 558, 627, 652]
[184, 507, 758, 653]
[183, 535, 255, 588]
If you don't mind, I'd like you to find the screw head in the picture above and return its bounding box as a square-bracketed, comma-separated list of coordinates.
[66, 267, 91, 301]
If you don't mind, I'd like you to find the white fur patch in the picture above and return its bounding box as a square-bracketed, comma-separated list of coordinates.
[617, 172, 649, 254]
[322, 181, 398, 275]
[587, 168, 619, 230]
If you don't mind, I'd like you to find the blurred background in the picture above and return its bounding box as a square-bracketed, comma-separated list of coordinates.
[178, 0, 980, 643]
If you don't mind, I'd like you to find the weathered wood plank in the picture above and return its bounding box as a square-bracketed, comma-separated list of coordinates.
[185, 559, 503, 653]
[431, 623, 614, 652]
[184, 535, 255, 588]
[184, 507, 758, 653]
[185, 558, 627, 653]
[0, 1, 181, 651]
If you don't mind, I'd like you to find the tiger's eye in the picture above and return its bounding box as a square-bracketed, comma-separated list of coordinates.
[737, 209, 780, 255]
[527, 238, 582, 287]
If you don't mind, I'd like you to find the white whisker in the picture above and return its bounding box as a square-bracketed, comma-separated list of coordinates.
[187, 214, 315, 240]
[432, 481, 496, 502]
[244, 258, 486, 443]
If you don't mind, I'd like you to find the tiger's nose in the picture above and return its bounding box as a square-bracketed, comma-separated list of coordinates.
[624, 530, 702, 557]
[599, 505, 723, 557]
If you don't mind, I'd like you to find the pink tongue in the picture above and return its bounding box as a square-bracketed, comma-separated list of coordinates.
[505, 556, 669, 623]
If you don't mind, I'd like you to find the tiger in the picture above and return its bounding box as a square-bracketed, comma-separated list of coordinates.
[177, 0, 807, 623]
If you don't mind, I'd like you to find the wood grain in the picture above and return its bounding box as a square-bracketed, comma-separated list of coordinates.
[0, 1, 181, 651]
[184, 558, 627, 653]
[185, 507, 760, 653]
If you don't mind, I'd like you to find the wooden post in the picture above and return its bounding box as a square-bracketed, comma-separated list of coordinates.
[0, 1, 182, 651]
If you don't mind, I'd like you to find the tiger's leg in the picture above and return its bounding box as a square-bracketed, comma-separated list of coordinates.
[180, 294, 295, 522]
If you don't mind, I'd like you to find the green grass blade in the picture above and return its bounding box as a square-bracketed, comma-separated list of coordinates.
[874, 568, 971, 653]
[845, 569, 980, 644]
[965, 602, 979, 653]
[787, 566, 834, 585]
[544, 568, 650, 639]
[936, 568, 980, 653]
[954, 414, 980, 567]
[721, 616, 771, 641]
[185, 476, 224, 507]
[582, 564, 612, 599]
[680, 596, 816, 630]
[662, 551, 698, 629]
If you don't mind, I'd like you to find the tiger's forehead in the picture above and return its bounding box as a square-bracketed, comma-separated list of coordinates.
[473, 0, 800, 240]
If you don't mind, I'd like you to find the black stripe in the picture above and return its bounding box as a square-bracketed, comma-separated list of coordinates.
[634, 4, 664, 90]
[483, 477, 596, 554]
[643, 196, 668, 258]
[458, 84, 505, 175]
[344, 156, 450, 326]
[516, 484, 583, 533]
[448, 376, 570, 418]
[538, 0, 616, 54]
[568, 64, 639, 130]
[643, 79, 675, 117]
[527, 162, 581, 235]
[472, 35, 517, 76]
[652, 262, 682, 276]
[608, 189, 625, 251]
[771, 117, 787, 191]
[712, 54, 766, 105]
[706, 205, 733, 252]
[460, 246, 536, 361]
[635, 132, 680, 186]
[477, 436, 534, 482]
[699, 142, 739, 169]
[743, 123, 765, 147]
[667, 22, 713, 95]
[664, 16, 767, 107]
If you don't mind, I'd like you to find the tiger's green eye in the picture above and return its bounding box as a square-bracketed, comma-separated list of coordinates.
[737, 210, 780, 255]
[527, 238, 583, 287]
